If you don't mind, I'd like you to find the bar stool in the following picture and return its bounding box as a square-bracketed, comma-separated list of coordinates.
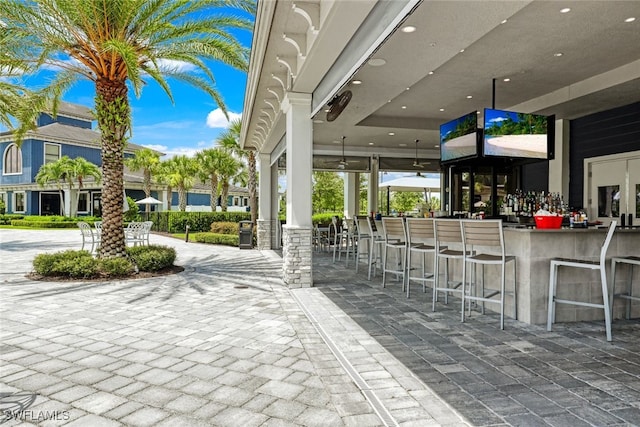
[381, 217, 408, 289]
[354, 217, 372, 273]
[611, 255, 640, 319]
[405, 218, 437, 298]
[367, 217, 385, 280]
[460, 219, 516, 329]
[547, 221, 617, 342]
[432, 219, 470, 313]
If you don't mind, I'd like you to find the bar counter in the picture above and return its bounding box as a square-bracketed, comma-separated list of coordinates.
[502, 226, 640, 324]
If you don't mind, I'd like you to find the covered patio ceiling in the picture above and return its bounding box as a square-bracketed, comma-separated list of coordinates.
[240, 0, 640, 173]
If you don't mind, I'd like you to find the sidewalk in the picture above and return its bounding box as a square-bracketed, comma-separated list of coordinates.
[0, 229, 467, 426]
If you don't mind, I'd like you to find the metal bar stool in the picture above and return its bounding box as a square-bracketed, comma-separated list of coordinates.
[366, 217, 385, 280]
[432, 219, 470, 313]
[611, 255, 640, 319]
[381, 217, 408, 289]
[405, 218, 437, 298]
[460, 219, 516, 329]
[354, 217, 372, 273]
[547, 221, 617, 341]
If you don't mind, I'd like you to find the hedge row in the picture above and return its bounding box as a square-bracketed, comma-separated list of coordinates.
[167, 212, 251, 233]
[192, 232, 239, 246]
[0, 214, 25, 225]
[11, 220, 80, 228]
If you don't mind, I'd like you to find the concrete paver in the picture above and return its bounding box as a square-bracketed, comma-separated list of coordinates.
[5, 228, 637, 426]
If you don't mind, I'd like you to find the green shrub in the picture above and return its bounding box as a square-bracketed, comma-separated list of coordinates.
[126, 245, 176, 272]
[209, 221, 239, 234]
[100, 258, 135, 277]
[168, 212, 250, 233]
[192, 232, 239, 246]
[33, 250, 97, 278]
[11, 220, 79, 228]
[124, 196, 140, 222]
[0, 214, 24, 225]
[312, 213, 341, 226]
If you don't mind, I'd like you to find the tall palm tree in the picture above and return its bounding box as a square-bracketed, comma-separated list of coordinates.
[125, 148, 161, 212]
[217, 152, 244, 212]
[70, 157, 102, 217]
[217, 119, 257, 222]
[196, 148, 226, 212]
[0, 0, 254, 258]
[167, 155, 198, 212]
[35, 156, 75, 216]
[155, 159, 177, 211]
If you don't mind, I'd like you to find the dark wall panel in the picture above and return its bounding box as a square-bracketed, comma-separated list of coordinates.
[570, 102, 640, 209]
[522, 161, 549, 192]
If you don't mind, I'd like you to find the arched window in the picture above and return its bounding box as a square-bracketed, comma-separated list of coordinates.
[3, 144, 23, 175]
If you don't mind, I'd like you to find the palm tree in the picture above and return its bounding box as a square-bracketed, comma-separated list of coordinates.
[217, 152, 244, 212]
[0, 0, 254, 258]
[70, 157, 102, 217]
[35, 156, 75, 216]
[217, 119, 257, 222]
[156, 159, 176, 211]
[167, 156, 198, 212]
[196, 148, 226, 212]
[125, 148, 161, 212]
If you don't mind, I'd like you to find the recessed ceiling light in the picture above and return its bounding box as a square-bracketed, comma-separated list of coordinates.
[439, 108, 445, 112]
[387, 99, 391, 103]
[405, 87, 410, 91]
[401, 105, 407, 109]
[324, 109, 330, 112]
[428, 71, 434, 75]
[333, 140, 341, 144]
[476, 111, 481, 114]
[501, 19, 508, 24]
[460, 49, 465, 53]
[560, 8, 571, 13]
[399, 143, 407, 147]
[368, 142, 374, 146]
[503, 78, 511, 82]
[388, 132, 395, 136]
[466, 95, 473, 99]
[554, 52, 563, 57]
[434, 145, 439, 148]
[625, 17, 636, 23]
[368, 58, 386, 66]
[313, 119, 324, 123]
[351, 79, 362, 85]
[401, 25, 416, 33]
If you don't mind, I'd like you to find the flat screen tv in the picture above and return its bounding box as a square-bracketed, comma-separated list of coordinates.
[483, 108, 554, 160]
[439, 111, 478, 163]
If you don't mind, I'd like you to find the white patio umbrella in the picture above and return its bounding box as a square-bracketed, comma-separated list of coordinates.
[135, 196, 162, 205]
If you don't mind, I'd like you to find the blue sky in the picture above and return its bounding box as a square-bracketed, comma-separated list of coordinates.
[4, 9, 253, 159]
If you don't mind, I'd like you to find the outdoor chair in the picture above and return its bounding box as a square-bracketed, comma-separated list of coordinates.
[433, 219, 471, 313]
[94, 221, 102, 239]
[125, 222, 147, 246]
[460, 219, 516, 329]
[547, 221, 617, 341]
[405, 218, 437, 298]
[611, 255, 640, 320]
[366, 217, 385, 280]
[78, 221, 99, 254]
[381, 217, 408, 289]
[354, 217, 372, 273]
[142, 221, 153, 245]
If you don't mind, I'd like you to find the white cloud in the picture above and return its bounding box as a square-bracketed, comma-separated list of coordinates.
[206, 108, 241, 128]
[142, 144, 199, 159]
[155, 59, 197, 73]
[489, 116, 507, 123]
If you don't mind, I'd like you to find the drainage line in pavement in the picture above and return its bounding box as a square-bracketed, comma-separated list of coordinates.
[291, 290, 399, 427]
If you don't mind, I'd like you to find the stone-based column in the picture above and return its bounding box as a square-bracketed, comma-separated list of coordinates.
[281, 92, 313, 287]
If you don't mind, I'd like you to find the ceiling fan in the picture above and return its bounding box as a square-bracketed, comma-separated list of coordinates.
[412, 139, 424, 168]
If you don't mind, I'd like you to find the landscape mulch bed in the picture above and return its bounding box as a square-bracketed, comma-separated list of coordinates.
[26, 265, 185, 282]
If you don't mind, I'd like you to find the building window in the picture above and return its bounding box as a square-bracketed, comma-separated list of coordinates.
[14, 192, 25, 213]
[77, 192, 89, 213]
[243, 198, 248, 207]
[3, 143, 23, 174]
[44, 143, 61, 164]
[234, 197, 239, 206]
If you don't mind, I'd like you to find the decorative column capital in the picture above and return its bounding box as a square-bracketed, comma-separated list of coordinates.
[281, 92, 312, 113]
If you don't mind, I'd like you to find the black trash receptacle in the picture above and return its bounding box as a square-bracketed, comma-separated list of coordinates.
[238, 221, 254, 249]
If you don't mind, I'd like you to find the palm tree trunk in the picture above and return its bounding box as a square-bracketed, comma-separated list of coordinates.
[248, 150, 257, 223]
[166, 186, 172, 211]
[221, 182, 229, 212]
[95, 78, 129, 258]
[210, 174, 219, 212]
[178, 185, 187, 211]
[144, 170, 151, 213]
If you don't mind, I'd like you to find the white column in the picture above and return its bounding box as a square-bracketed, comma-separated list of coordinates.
[344, 172, 358, 218]
[63, 188, 72, 217]
[271, 162, 280, 249]
[368, 156, 379, 216]
[549, 119, 570, 198]
[257, 153, 273, 250]
[281, 92, 313, 288]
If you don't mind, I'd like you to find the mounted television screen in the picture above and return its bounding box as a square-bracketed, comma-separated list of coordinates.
[483, 108, 554, 160]
[439, 112, 478, 163]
